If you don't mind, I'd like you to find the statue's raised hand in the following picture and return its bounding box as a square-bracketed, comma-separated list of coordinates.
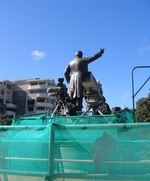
[100, 48, 104, 55]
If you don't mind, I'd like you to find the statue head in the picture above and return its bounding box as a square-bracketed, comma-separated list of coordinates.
[75, 51, 83, 58]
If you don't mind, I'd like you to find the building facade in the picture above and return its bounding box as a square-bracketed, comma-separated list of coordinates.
[0, 80, 16, 116]
[0, 78, 57, 117]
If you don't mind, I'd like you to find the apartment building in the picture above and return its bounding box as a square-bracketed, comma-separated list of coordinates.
[0, 80, 16, 116]
[0, 78, 57, 117]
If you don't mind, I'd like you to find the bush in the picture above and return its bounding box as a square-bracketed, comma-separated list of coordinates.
[0, 114, 12, 125]
[135, 93, 150, 122]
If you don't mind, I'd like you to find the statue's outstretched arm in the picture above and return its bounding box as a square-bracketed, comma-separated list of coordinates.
[84, 48, 104, 64]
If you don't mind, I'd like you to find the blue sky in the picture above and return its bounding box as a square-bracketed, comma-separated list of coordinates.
[0, 0, 150, 110]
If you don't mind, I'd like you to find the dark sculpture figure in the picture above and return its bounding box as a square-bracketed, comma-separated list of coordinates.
[92, 132, 117, 173]
[57, 78, 68, 98]
[56, 78, 78, 116]
[64, 49, 104, 111]
[93, 96, 111, 115]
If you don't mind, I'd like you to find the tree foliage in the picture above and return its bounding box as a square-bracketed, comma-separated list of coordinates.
[0, 114, 12, 125]
[135, 93, 150, 122]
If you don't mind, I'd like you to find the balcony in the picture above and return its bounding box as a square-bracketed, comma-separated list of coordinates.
[28, 93, 54, 100]
[0, 94, 4, 99]
[36, 102, 53, 109]
[5, 110, 16, 116]
[35, 110, 47, 114]
[28, 85, 50, 91]
[36, 93, 50, 98]
[6, 103, 17, 109]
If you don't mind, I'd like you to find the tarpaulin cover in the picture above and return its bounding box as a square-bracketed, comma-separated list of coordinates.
[0, 109, 150, 181]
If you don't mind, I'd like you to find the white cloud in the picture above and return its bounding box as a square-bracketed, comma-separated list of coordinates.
[138, 46, 150, 56]
[31, 50, 46, 60]
[121, 89, 130, 102]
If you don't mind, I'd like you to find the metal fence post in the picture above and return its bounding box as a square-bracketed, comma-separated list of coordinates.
[46, 124, 55, 181]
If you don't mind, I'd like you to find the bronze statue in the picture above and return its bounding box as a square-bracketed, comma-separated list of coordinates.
[64, 49, 104, 111]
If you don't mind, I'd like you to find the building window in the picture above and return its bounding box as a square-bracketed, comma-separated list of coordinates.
[0, 107, 4, 112]
[37, 98, 45, 102]
[30, 91, 36, 94]
[40, 90, 47, 93]
[1, 90, 4, 95]
[28, 99, 35, 104]
[39, 82, 46, 85]
[31, 83, 37, 86]
[7, 84, 12, 90]
[27, 99, 35, 108]
[28, 108, 34, 112]
[30, 90, 47, 94]
[53, 96, 57, 101]
[47, 99, 52, 103]
[6, 91, 11, 102]
[0, 98, 4, 103]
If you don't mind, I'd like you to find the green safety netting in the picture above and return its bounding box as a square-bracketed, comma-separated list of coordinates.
[0, 109, 150, 181]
